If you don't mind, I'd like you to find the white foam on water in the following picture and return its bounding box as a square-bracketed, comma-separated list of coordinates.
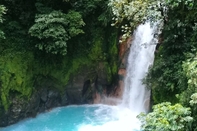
[78, 106, 141, 131]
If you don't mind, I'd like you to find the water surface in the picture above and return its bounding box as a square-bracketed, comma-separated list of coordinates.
[1, 105, 141, 131]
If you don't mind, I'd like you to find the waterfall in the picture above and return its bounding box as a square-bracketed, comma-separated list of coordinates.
[2, 22, 159, 131]
[121, 22, 157, 113]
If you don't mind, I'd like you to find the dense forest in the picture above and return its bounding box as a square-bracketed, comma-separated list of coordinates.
[1, 0, 197, 130]
[0, 0, 119, 126]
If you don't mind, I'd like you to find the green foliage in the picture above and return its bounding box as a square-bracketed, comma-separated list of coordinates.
[190, 93, 197, 130]
[71, 0, 104, 14]
[54, 56, 91, 89]
[68, 0, 113, 28]
[0, 52, 34, 111]
[107, 31, 118, 82]
[0, 5, 6, 23]
[0, 0, 119, 115]
[138, 102, 193, 131]
[145, 1, 197, 129]
[87, 28, 118, 83]
[190, 93, 197, 106]
[145, 0, 197, 102]
[108, 0, 195, 42]
[108, 0, 164, 42]
[35, 2, 53, 14]
[145, 54, 184, 104]
[166, 0, 194, 9]
[0, 21, 34, 52]
[108, 0, 148, 41]
[88, 28, 116, 62]
[179, 54, 197, 130]
[29, 10, 85, 55]
[88, 39, 106, 61]
[0, 49, 93, 110]
[105, 62, 118, 83]
[0, 5, 6, 39]
[179, 54, 197, 104]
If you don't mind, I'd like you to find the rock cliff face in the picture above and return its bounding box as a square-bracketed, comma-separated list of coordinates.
[114, 37, 133, 99]
[0, 32, 119, 127]
[0, 76, 62, 126]
[0, 62, 113, 127]
[92, 36, 133, 105]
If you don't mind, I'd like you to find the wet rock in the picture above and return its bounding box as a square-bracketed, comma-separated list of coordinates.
[0, 61, 117, 127]
[81, 80, 92, 104]
[25, 92, 40, 117]
[0, 109, 8, 127]
[61, 91, 68, 106]
[64, 68, 93, 104]
[45, 90, 61, 109]
[82, 80, 90, 97]
[66, 88, 82, 104]
[40, 88, 48, 102]
[93, 92, 101, 104]
[7, 98, 25, 125]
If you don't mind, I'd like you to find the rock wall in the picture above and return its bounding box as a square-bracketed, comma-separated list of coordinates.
[0, 76, 62, 126]
[0, 62, 113, 127]
[0, 30, 119, 127]
[92, 36, 133, 105]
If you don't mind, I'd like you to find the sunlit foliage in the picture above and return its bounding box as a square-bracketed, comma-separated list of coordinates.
[29, 10, 85, 55]
[0, 5, 6, 39]
[138, 102, 193, 131]
[108, 0, 165, 42]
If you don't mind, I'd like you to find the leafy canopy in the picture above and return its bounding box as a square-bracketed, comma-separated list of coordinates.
[138, 102, 193, 131]
[144, 0, 197, 129]
[29, 10, 85, 55]
[108, 0, 165, 42]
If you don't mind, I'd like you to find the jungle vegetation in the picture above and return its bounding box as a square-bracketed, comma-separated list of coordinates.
[0, 0, 118, 115]
[109, 0, 197, 130]
[1, 0, 197, 130]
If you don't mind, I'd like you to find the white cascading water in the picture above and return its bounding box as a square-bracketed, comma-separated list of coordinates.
[78, 22, 159, 131]
[121, 22, 157, 114]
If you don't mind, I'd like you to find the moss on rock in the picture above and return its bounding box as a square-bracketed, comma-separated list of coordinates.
[0, 51, 34, 111]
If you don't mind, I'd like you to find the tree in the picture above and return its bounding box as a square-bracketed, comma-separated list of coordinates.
[140, 0, 197, 130]
[138, 102, 193, 131]
[29, 9, 85, 55]
[108, 0, 165, 42]
[145, 0, 197, 101]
